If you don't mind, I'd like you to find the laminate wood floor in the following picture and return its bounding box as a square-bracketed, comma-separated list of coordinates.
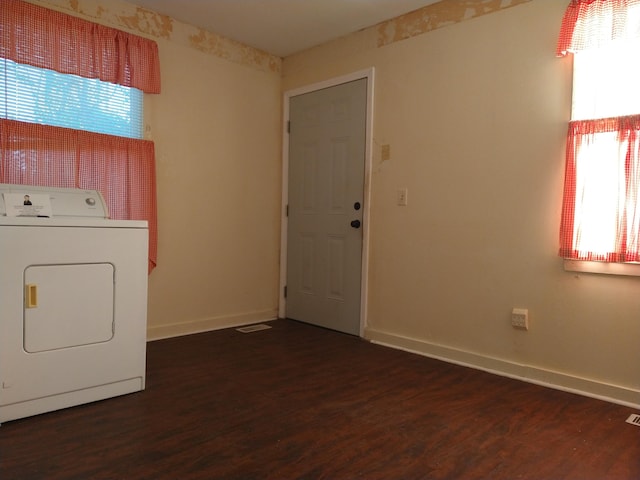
[1, 319, 638, 479]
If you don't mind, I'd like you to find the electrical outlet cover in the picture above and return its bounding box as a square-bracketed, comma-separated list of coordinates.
[511, 308, 529, 329]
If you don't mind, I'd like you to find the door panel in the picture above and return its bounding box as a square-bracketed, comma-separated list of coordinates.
[286, 78, 367, 335]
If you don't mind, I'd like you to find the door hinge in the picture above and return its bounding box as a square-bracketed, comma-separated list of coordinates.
[287, 120, 291, 133]
[284, 285, 287, 298]
[286, 204, 289, 217]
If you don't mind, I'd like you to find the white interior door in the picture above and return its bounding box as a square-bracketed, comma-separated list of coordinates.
[286, 78, 367, 335]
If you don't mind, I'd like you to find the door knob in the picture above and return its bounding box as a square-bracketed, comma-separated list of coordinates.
[350, 219, 361, 229]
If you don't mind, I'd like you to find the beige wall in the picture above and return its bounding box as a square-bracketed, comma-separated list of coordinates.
[34, 0, 283, 339]
[146, 39, 282, 339]
[283, 0, 640, 407]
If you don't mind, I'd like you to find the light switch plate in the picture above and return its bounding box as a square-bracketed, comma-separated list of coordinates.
[397, 188, 408, 206]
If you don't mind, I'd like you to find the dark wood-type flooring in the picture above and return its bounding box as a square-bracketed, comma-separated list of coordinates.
[1, 319, 638, 479]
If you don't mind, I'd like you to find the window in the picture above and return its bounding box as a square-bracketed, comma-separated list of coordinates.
[0, 0, 161, 272]
[571, 40, 640, 121]
[557, 0, 640, 276]
[1, 59, 143, 139]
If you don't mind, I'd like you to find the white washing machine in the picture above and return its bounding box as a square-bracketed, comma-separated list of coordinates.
[0, 184, 148, 424]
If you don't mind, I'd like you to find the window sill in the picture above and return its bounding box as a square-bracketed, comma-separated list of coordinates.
[564, 260, 640, 277]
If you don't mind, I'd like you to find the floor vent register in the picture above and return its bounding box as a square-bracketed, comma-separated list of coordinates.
[626, 413, 640, 427]
[236, 324, 272, 333]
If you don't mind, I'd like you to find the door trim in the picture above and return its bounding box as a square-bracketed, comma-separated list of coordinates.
[279, 68, 374, 337]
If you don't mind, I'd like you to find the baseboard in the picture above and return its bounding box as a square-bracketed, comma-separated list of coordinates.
[364, 327, 640, 409]
[147, 310, 278, 341]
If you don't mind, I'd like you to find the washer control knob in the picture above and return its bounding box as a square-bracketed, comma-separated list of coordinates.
[86, 197, 96, 206]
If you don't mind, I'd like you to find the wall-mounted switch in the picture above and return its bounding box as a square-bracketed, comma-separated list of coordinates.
[397, 188, 408, 206]
[381, 144, 391, 161]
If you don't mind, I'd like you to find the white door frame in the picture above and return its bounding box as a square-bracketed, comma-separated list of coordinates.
[279, 68, 375, 337]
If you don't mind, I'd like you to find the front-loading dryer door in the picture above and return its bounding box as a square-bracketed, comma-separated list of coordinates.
[24, 263, 115, 353]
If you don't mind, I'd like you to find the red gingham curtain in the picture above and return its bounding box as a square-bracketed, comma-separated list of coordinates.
[559, 116, 640, 262]
[557, 0, 640, 262]
[0, 0, 160, 272]
[0, 119, 159, 272]
[0, 0, 161, 93]
[556, 0, 640, 56]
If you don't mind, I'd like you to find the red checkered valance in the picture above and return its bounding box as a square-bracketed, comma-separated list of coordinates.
[0, 0, 161, 93]
[556, 0, 640, 56]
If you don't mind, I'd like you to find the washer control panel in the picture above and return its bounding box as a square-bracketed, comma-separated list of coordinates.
[0, 184, 108, 218]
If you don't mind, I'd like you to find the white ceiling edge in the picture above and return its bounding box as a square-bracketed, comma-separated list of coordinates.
[125, 0, 442, 57]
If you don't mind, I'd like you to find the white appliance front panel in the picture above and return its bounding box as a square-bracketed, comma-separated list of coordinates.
[0, 221, 148, 422]
[24, 263, 115, 353]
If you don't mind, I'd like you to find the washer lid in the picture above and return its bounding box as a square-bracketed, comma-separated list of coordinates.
[0, 183, 108, 218]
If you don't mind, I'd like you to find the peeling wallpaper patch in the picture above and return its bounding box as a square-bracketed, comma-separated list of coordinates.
[377, 0, 533, 48]
[29, 0, 281, 74]
[117, 7, 173, 40]
[189, 27, 280, 73]
[29, 0, 529, 74]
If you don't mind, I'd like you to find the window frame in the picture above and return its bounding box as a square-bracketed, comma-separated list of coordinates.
[562, 41, 640, 277]
[564, 259, 640, 277]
